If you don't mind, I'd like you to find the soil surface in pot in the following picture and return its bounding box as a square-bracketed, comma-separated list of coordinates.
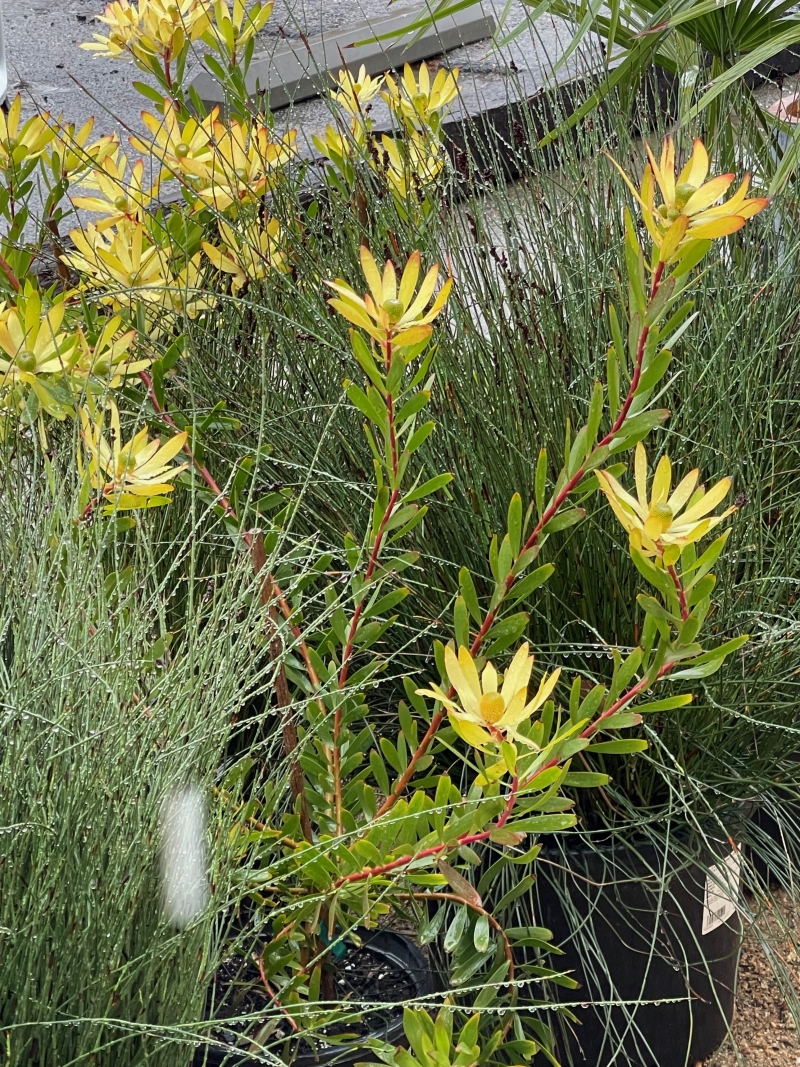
[706, 889, 800, 1067]
[204, 937, 418, 1057]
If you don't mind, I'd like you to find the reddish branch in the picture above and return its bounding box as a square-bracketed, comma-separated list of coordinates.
[668, 564, 690, 621]
[255, 952, 299, 1032]
[253, 534, 313, 843]
[138, 370, 326, 826]
[0, 251, 20, 292]
[374, 262, 668, 819]
[337, 655, 675, 894]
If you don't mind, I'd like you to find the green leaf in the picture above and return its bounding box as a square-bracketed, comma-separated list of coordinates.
[370, 748, 390, 794]
[507, 564, 555, 607]
[346, 381, 385, 426]
[458, 567, 481, 623]
[404, 472, 453, 504]
[419, 906, 446, 945]
[568, 426, 589, 476]
[396, 390, 431, 427]
[511, 813, 577, 833]
[349, 330, 385, 391]
[454, 595, 470, 650]
[541, 508, 585, 535]
[562, 772, 610, 787]
[588, 739, 648, 754]
[449, 949, 494, 985]
[364, 587, 409, 619]
[599, 711, 641, 730]
[473, 913, 491, 952]
[688, 573, 716, 607]
[644, 274, 676, 327]
[535, 449, 547, 518]
[609, 303, 625, 370]
[507, 492, 523, 556]
[637, 593, 679, 623]
[607, 347, 620, 423]
[484, 611, 529, 658]
[686, 633, 749, 666]
[405, 420, 436, 454]
[443, 906, 468, 952]
[636, 348, 672, 397]
[586, 380, 604, 446]
[132, 80, 169, 105]
[608, 409, 670, 454]
[636, 693, 692, 714]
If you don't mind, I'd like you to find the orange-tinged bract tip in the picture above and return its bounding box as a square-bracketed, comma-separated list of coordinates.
[607, 136, 767, 264]
[325, 248, 452, 349]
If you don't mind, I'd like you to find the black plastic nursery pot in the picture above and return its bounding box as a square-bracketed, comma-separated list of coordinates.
[530, 831, 742, 1067]
[195, 928, 433, 1067]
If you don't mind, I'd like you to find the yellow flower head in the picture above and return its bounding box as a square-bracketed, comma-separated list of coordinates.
[65, 220, 172, 308]
[132, 101, 216, 177]
[72, 315, 150, 385]
[596, 442, 736, 563]
[182, 116, 296, 213]
[332, 65, 384, 116]
[202, 216, 288, 294]
[83, 0, 212, 62]
[326, 247, 452, 350]
[382, 63, 459, 129]
[79, 399, 188, 512]
[70, 151, 160, 229]
[312, 119, 368, 167]
[47, 117, 118, 181]
[0, 95, 55, 168]
[417, 643, 561, 751]
[0, 290, 78, 382]
[204, 0, 273, 54]
[610, 137, 768, 263]
[379, 132, 445, 200]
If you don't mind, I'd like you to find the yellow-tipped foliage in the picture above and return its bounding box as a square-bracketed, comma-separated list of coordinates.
[83, 0, 212, 62]
[70, 151, 160, 229]
[0, 95, 55, 169]
[202, 216, 288, 293]
[417, 643, 560, 752]
[596, 442, 736, 564]
[326, 247, 452, 351]
[332, 65, 384, 116]
[609, 136, 768, 265]
[78, 399, 188, 512]
[382, 62, 460, 130]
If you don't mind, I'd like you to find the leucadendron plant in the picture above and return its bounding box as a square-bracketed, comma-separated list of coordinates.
[0, 9, 767, 1057]
[207, 141, 766, 1060]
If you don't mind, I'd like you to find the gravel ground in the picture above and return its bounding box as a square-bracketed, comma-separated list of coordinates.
[707, 891, 800, 1067]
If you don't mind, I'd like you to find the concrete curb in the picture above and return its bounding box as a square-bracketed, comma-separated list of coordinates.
[191, 4, 497, 110]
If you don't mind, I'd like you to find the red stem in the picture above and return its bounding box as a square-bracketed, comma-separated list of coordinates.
[333, 776, 518, 889]
[138, 371, 329, 748]
[668, 564, 690, 621]
[338, 661, 674, 891]
[255, 953, 300, 1032]
[374, 261, 668, 818]
[0, 251, 20, 292]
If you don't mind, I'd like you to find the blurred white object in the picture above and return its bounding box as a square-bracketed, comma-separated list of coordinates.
[161, 785, 209, 928]
[0, 1, 6, 108]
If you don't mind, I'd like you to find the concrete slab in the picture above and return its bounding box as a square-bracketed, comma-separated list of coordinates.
[191, 4, 498, 110]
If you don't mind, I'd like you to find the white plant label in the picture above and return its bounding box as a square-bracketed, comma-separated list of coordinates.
[702, 849, 741, 935]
